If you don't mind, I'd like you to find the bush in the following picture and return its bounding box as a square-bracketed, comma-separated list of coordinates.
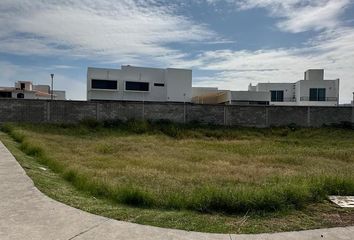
[79, 118, 101, 129]
[330, 121, 354, 130]
[117, 187, 155, 207]
[102, 119, 124, 128]
[126, 119, 151, 134]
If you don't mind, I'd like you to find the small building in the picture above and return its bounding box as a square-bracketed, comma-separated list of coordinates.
[87, 65, 192, 102]
[248, 69, 339, 106]
[191, 87, 270, 105]
[0, 81, 66, 100]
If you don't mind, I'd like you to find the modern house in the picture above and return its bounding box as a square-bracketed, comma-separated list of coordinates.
[87, 67, 339, 106]
[87, 65, 192, 102]
[248, 69, 339, 106]
[192, 69, 339, 106]
[0, 81, 66, 100]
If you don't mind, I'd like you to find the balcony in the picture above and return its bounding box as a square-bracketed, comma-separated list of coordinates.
[300, 97, 338, 102]
[271, 98, 296, 102]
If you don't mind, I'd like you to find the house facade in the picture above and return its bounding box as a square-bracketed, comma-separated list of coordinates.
[87, 67, 340, 106]
[87, 65, 192, 102]
[0, 81, 66, 100]
[248, 69, 339, 106]
[192, 69, 339, 106]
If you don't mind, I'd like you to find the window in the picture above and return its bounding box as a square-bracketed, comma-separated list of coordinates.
[20, 83, 25, 90]
[270, 90, 284, 102]
[17, 93, 24, 99]
[0, 92, 12, 98]
[91, 79, 117, 90]
[154, 83, 165, 87]
[125, 81, 149, 91]
[309, 88, 326, 101]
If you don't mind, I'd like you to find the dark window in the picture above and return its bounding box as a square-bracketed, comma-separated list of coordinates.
[309, 88, 326, 101]
[125, 81, 149, 91]
[154, 83, 165, 87]
[91, 79, 117, 90]
[17, 93, 24, 99]
[0, 92, 12, 98]
[270, 90, 284, 102]
[318, 88, 326, 101]
[20, 83, 25, 90]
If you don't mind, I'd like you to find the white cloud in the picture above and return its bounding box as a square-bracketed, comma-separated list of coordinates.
[208, 0, 352, 33]
[190, 25, 354, 103]
[0, 0, 353, 103]
[0, 0, 218, 61]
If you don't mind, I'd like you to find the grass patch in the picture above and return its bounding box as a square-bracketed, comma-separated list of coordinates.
[0, 121, 353, 233]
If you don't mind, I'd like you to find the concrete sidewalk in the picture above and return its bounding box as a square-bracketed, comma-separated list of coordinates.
[0, 141, 353, 240]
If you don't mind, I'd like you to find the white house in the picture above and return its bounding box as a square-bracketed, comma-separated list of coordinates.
[87, 65, 192, 102]
[0, 81, 66, 100]
[248, 69, 340, 106]
[192, 69, 339, 106]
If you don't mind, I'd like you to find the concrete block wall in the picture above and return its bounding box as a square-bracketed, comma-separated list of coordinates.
[309, 107, 352, 127]
[186, 105, 225, 125]
[267, 106, 308, 127]
[227, 106, 267, 127]
[0, 99, 47, 123]
[0, 99, 353, 128]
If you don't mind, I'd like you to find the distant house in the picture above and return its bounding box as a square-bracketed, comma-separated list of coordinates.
[192, 69, 340, 106]
[87, 65, 192, 102]
[248, 69, 339, 106]
[0, 81, 66, 100]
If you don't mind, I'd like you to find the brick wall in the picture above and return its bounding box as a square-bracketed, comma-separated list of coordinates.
[0, 99, 353, 127]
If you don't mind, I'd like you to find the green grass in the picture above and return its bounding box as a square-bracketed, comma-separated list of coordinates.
[0, 120, 353, 233]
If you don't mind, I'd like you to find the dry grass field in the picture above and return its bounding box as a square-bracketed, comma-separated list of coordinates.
[1, 120, 354, 233]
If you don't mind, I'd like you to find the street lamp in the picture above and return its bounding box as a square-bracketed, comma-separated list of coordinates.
[50, 74, 54, 100]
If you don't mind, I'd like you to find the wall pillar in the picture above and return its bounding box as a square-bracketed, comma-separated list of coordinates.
[46, 101, 51, 122]
[184, 103, 186, 124]
[96, 102, 100, 121]
[307, 106, 311, 127]
[223, 106, 225, 126]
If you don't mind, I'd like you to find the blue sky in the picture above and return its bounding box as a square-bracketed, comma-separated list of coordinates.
[0, 0, 354, 102]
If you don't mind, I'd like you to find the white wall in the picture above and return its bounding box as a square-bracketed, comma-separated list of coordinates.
[87, 66, 192, 102]
[304, 69, 324, 81]
[33, 85, 50, 94]
[15, 81, 33, 91]
[53, 91, 66, 100]
[165, 68, 192, 102]
[297, 79, 339, 106]
[257, 83, 295, 104]
[230, 91, 270, 102]
[11, 90, 36, 99]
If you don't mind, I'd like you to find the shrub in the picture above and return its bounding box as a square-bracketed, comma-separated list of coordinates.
[126, 119, 151, 134]
[116, 187, 155, 207]
[102, 119, 124, 128]
[79, 118, 101, 129]
[20, 140, 44, 157]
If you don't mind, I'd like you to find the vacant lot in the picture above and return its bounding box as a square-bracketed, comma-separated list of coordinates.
[1, 121, 354, 233]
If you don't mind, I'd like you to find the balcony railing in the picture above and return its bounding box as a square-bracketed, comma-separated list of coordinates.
[300, 97, 338, 102]
[271, 98, 296, 102]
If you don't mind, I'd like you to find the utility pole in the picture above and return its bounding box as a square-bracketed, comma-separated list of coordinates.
[50, 74, 54, 100]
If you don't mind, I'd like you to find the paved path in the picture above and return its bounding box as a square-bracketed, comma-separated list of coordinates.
[0, 141, 353, 240]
